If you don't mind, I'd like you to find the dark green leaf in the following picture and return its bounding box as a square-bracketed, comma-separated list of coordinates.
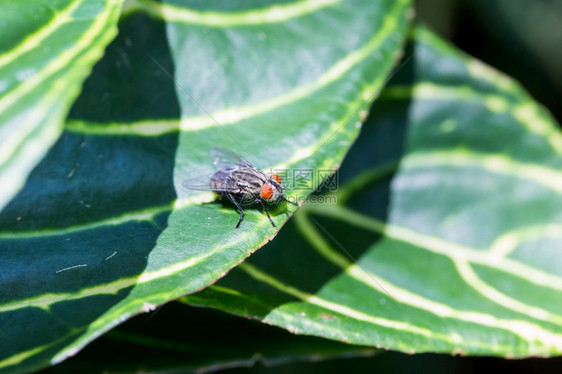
[0, 0, 411, 372]
[182, 26, 562, 358]
[0, 0, 123, 210]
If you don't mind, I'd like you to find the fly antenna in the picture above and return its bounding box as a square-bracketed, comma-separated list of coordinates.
[281, 195, 300, 206]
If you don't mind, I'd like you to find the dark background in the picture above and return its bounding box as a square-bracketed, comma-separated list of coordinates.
[418, 0, 562, 125]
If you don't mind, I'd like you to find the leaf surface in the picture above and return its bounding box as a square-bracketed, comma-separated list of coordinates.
[182, 26, 562, 357]
[0, 0, 123, 210]
[0, 1, 411, 372]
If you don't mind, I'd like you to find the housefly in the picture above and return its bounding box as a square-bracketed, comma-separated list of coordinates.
[182, 147, 298, 229]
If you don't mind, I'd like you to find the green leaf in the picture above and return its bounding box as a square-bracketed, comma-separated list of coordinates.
[0, 0, 123, 210]
[182, 26, 562, 358]
[43, 303, 377, 373]
[0, 0, 411, 372]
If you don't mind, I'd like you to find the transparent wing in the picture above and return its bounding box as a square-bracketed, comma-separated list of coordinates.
[181, 175, 213, 191]
[181, 171, 239, 193]
[209, 147, 254, 170]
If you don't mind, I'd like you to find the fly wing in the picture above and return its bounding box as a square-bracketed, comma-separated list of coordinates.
[209, 147, 254, 170]
[182, 171, 240, 193]
[181, 175, 213, 191]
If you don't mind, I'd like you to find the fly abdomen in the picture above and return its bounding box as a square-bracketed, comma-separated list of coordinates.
[210, 169, 240, 193]
[210, 166, 266, 198]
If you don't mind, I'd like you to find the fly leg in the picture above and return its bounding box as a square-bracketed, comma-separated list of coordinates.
[280, 195, 299, 206]
[257, 199, 276, 228]
[226, 193, 245, 229]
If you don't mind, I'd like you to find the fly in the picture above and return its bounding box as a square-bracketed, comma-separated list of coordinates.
[182, 147, 298, 229]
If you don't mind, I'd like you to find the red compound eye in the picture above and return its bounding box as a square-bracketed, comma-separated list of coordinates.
[261, 183, 273, 200]
[271, 174, 281, 183]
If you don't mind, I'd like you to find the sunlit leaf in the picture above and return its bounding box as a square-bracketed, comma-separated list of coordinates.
[182, 26, 562, 358]
[0, 0, 411, 372]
